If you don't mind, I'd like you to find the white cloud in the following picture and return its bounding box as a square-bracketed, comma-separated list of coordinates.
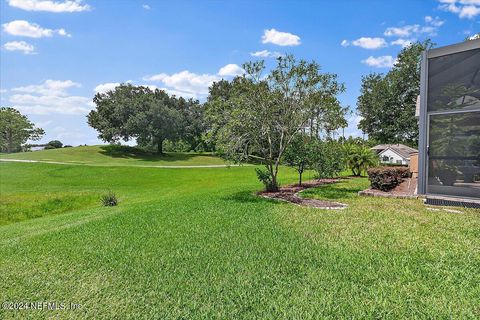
[384, 25, 421, 37]
[12, 79, 80, 96]
[9, 80, 92, 115]
[8, 0, 90, 12]
[424, 15, 445, 27]
[10, 94, 92, 115]
[261, 28, 301, 46]
[362, 55, 396, 68]
[3, 41, 36, 54]
[384, 15, 444, 38]
[217, 64, 244, 77]
[143, 70, 219, 97]
[2, 20, 71, 38]
[142, 4, 150, 10]
[469, 33, 480, 40]
[52, 126, 86, 142]
[250, 50, 282, 58]
[390, 38, 414, 48]
[346, 37, 387, 49]
[439, 0, 480, 19]
[93, 82, 120, 94]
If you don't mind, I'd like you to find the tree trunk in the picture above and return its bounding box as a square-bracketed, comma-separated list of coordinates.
[268, 163, 279, 192]
[156, 138, 164, 154]
[298, 163, 304, 186]
[6, 129, 13, 153]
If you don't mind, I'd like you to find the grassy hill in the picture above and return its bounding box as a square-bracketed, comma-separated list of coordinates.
[0, 145, 229, 167]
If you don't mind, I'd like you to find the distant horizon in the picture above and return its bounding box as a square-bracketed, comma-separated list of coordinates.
[1, 0, 478, 145]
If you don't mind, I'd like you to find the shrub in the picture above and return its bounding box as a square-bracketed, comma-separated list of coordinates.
[312, 140, 345, 179]
[101, 191, 118, 206]
[255, 168, 278, 192]
[343, 143, 378, 176]
[47, 140, 63, 148]
[367, 166, 410, 191]
[43, 145, 56, 150]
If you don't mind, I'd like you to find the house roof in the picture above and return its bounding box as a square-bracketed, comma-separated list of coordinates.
[372, 144, 418, 159]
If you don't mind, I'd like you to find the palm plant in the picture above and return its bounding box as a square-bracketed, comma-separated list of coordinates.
[343, 144, 378, 176]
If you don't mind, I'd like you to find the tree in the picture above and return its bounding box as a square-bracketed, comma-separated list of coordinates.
[283, 134, 317, 186]
[47, 140, 63, 148]
[207, 55, 348, 191]
[357, 40, 433, 147]
[312, 140, 345, 179]
[0, 107, 44, 153]
[343, 143, 378, 176]
[88, 84, 198, 154]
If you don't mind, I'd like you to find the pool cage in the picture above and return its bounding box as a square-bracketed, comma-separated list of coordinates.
[418, 39, 480, 204]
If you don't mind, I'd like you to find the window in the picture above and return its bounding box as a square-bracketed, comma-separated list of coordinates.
[396, 160, 402, 164]
[382, 156, 389, 162]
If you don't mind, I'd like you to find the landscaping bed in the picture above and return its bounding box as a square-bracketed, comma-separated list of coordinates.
[359, 177, 418, 199]
[258, 178, 348, 209]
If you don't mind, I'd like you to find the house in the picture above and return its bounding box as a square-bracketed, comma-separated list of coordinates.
[417, 39, 480, 205]
[371, 144, 418, 166]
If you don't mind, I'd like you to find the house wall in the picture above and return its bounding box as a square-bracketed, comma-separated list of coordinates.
[378, 149, 408, 165]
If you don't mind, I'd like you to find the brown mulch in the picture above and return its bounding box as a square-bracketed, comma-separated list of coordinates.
[358, 177, 418, 199]
[258, 178, 347, 209]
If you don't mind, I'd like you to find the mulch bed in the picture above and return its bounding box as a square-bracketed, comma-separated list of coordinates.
[358, 178, 418, 199]
[258, 178, 348, 209]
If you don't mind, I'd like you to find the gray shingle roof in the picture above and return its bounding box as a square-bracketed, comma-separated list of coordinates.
[371, 144, 418, 159]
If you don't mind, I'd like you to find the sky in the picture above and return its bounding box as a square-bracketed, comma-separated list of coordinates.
[1, 0, 479, 146]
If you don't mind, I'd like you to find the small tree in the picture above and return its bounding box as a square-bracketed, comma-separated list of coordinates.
[207, 55, 347, 191]
[47, 140, 63, 148]
[312, 140, 345, 178]
[343, 143, 378, 176]
[0, 107, 44, 153]
[283, 134, 317, 185]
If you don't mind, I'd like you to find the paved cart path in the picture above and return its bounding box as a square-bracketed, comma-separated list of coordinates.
[0, 158, 246, 168]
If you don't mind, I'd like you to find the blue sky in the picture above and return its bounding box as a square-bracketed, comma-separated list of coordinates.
[1, 0, 479, 145]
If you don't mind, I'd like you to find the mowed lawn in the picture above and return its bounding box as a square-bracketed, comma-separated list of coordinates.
[0, 158, 479, 318]
[0, 145, 229, 167]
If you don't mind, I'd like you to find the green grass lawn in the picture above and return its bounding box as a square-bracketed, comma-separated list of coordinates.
[0, 157, 479, 318]
[0, 145, 229, 167]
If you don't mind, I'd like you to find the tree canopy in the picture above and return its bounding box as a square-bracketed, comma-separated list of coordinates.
[357, 40, 433, 147]
[206, 55, 348, 191]
[87, 84, 204, 154]
[0, 107, 45, 153]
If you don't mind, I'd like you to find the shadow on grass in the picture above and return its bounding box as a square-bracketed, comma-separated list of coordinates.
[98, 145, 216, 162]
[301, 180, 367, 200]
[222, 191, 273, 205]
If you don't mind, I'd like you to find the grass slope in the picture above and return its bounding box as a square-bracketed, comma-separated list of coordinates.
[0, 162, 479, 319]
[0, 145, 229, 167]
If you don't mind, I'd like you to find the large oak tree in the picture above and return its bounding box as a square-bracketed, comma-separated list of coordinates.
[88, 84, 203, 154]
